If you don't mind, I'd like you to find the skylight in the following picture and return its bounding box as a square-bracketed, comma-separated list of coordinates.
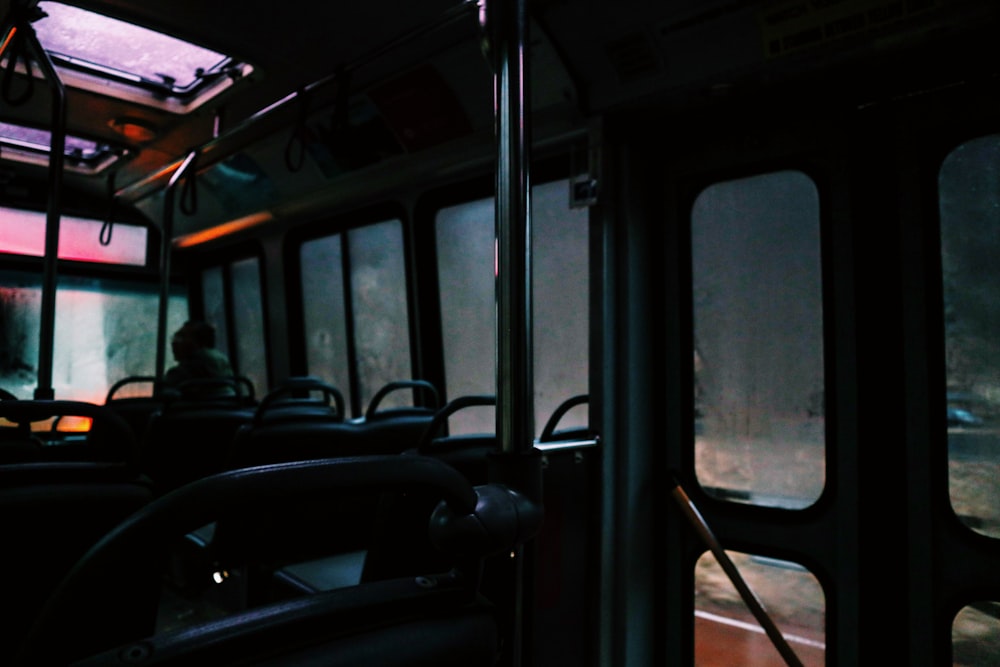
[0, 121, 121, 173]
[16, 2, 251, 111]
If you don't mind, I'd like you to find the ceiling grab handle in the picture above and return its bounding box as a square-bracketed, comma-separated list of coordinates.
[0, 5, 38, 106]
[100, 170, 115, 246]
[114, 1, 480, 205]
[8, 11, 67, 400]
[669, 475, 806, 667]
[154, 150, 199, 385]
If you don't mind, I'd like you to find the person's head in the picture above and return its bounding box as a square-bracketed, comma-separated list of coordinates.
[171, 320, 216, 361]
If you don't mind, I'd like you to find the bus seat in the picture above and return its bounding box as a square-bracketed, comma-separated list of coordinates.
[103, 376, 164, 444]
[0, 400, 151, 661]
[348, 379, 440, 452]
[216, 380, 439, 600]
[0, 400, 140, 467]
[104, 376, 255, 445]
[14, 456, 541, 667]
[537, 394, 592, 445]
[0, 461, 153, 666]
[250, 376, 343, 424]
[225, 376, 351, 468]
[229, 378, 441, 469]
[167, 376, 257, 406]
[139, 386, 256, 495]
[408, 394, 498, 485]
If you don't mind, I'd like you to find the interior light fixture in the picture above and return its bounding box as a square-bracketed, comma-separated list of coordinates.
[108, 117, 157, 143]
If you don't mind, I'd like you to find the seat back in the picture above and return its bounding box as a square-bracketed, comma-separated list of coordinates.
[139, 384, 256, 495]
[229, 378, 440, 469]
[537, 394, 592, 445]
[0, 459, 153, 665]
[411, 395, 498, 485]
[226, 376, 350, 468]
[103, 376, 165, 445]
[15, 456, 541, 667]
[0, 399, 140, 466]
[349, 379, 440, 452]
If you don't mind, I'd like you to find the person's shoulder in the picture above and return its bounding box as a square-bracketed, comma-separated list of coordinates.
[202, 347, 234, 373]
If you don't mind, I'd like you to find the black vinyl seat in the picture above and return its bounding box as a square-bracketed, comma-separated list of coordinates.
[217, 378, 444, 601]
[0, 400, 154, 665]
[226, 376, 347, 469]
[227, 378, 439, 468]
[349, 379, 441, 450]
[139, 378, 257, 495]
[13, 456, 542, 667]
[537, 394, 593, 445]
[102, 376, 164, 445]
[407, 394, 498, 485]
[0, 399, 143, 467]
[105, 375, 255, 440]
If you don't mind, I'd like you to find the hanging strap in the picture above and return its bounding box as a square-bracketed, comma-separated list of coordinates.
[1, 19, 36, 106]
[100, 171, 116, 246]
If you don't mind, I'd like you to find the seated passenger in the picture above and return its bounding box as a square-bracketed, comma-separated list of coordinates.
[164, 321, 236, 397]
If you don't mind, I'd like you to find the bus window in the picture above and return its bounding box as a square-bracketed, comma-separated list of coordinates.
[348, 220, 411, 412]
[952, 602, 1000, 663]
[435, 178, 590, 435]
[300, 234, 352, 410]
[533, 180, 590, 435]
[231, 257, 268, 396]
[200, 257, 268, 395]
[0, 207, 148, 266]
[436, 195, 496, 433]
[692, 170, 825, 508]
[694, 551, 825, 667]
[299, 219, 410, 416]
[939, 134, 1000, 540]
[0, 272, 186, 402]
[202, 266, 230, 360]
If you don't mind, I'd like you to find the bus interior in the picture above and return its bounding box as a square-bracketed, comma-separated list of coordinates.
[2, 0, 1000, 665]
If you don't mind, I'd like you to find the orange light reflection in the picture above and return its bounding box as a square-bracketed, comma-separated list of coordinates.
[173, 211, 274, 248]
[0, 26, 17, 61]
[51, 416, 93, 433]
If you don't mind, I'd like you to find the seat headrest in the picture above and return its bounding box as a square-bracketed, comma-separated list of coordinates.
[0, 400, 137, 464]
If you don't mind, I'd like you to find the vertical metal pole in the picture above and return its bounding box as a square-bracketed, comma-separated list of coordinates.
[22, 26, 66, 400]
[155, 151, 198, 383]
[490, 1, 536, 666]
[492, 0, 532, 457]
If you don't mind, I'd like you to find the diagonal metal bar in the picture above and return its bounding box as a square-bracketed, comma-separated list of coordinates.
[670, 475, 806, 667]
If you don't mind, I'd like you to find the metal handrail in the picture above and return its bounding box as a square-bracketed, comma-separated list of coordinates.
[113, 0, 480, 204]
[0, 8, 67, 400]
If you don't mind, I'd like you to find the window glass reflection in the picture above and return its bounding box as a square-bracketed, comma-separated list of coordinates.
[0, 272, 186, 402]
[692, 171, 825, 508]
[201, 267, 228, 359]
[300, 235, 351, 409]
[694, 550, 825, 667]
[348, 220, 411, 412]
[0, 207, 147, 266]
[939, 135, 1000, 539]
[435, 179, 590, 436]
[230, 257, 268, 396]
[953, 602, 1000, 665]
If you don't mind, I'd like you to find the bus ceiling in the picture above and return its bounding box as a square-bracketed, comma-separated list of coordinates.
[1, 0, 997, 240]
